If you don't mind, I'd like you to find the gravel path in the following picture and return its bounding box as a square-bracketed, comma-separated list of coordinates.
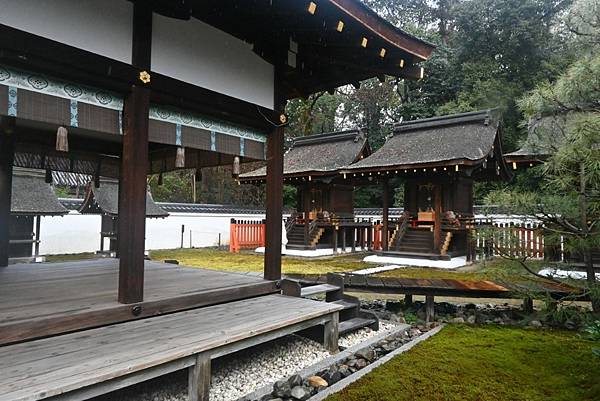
[93, 322, 398, 401]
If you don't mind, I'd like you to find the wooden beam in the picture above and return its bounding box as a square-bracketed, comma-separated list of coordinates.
[118, 3, 152, 304]
[0, 118, 15, 267]
[382, 178, 390, 252]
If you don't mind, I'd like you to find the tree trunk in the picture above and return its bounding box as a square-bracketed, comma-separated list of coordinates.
[579, 162, 598, 312]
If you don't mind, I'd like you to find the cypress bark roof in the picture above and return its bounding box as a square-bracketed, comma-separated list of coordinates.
[79, 181, 169, 218]
[344, 110, 501, 171]
[240, 129, 369, 180]
[11, 169, 68, 216]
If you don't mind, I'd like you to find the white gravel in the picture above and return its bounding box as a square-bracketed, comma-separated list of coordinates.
[338, 320, 397, 348]
[93, 321, 399, 401]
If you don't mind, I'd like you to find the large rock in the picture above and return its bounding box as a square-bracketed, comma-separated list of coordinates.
[329, 370, 343, 384]
[450, 317, 465, 323]
[307, 376, 328, 388]
[466, 315, 476, 324]
[272, 380, 291, 398]
[290, 386, 312, 401]
[288, 374, 303, 388]
[529, 320, 543, 328]
[355, 358, 368, 369]
[338, 364, 352, 378]
[355, 347, 376, 362]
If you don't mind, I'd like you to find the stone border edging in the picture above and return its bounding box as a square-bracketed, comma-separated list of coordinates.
[236, 323, 411, 401]
[307, 324, 446, 401]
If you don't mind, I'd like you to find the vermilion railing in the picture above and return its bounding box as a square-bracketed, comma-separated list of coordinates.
[229, 219, 266, 253]
[372, 224, 383, 250]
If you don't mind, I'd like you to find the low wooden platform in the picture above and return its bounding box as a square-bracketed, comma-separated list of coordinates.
[289, 273, 579, 299]
[0, 294, 342, 401]
[0, 259, 278, 345]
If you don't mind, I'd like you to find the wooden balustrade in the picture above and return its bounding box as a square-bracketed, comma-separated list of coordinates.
[229, 219, 266, 253]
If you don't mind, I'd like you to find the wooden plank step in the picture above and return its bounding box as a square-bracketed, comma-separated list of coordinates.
[0, 295, 343, 401]
[332, 299, 358, 310]
[339, 317, 376, 335]
[301, 284, 341, 297]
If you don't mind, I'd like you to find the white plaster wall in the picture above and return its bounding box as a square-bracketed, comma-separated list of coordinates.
[37, 212, 284, 255]
[39, 212, 101, 255]
[0, 0, 133, 64]
[151, 14, 274, 108]
[145, 213, 266, 250]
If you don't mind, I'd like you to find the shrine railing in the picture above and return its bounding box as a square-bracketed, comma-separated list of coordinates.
[229, 218, 266, 253]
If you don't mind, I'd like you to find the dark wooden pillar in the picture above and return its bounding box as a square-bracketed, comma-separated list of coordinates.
[342, 227, 347, 252]
[382, 179, 390, 251]
[433, 184, 442, 254]
[264, 120, 285, 281]
[118, 3, 151, 304]
[34, 216, 41, 257]
[0, 119, 15, 267]
[303, 186, 310, 248]
[118, 85, 150, 304]
[333, 227, 338, 254]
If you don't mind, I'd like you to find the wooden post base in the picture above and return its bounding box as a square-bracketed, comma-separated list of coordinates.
[189, 353, 211, 401]
[425, 295, 435, 322]
[323, 312, 339, 353]
[404, 293, 413, 306]
[523, 297, 534, 314]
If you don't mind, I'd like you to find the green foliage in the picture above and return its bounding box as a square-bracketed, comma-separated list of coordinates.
[582, 320, 600, 341]
[327, 325, 600, 401]
[487, 54, 600, 295]
[563, 0, 600, 53]
[52, 185, 71, 198]
[286, 92, 342, 137]
[283, 185, 297, 209]
[148, 170, 193, 203]
[519, 54, 600, 115]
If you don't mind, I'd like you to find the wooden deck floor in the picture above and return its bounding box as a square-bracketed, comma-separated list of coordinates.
[0, 294, 342, 401]
[0, 259, 278, 345]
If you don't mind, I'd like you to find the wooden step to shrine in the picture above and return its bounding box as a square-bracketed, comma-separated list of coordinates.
[301, 283, 341, 297]
[285, 274, 380, 335]
[339, 317, 378, 335]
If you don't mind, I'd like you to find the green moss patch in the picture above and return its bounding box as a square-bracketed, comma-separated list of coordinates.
[327, 325, 600, 401]
[376, 258, 546, 284]
[149, 248, 371, 275]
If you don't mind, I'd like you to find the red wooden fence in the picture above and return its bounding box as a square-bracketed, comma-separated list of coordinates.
[229, 219, 266, 253]
[475, 220, 544, 259]
[372, 224, 383, 251]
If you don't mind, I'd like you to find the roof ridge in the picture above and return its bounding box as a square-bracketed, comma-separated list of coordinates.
[292, 128, 365, 147]
[394, 110, 494, 134]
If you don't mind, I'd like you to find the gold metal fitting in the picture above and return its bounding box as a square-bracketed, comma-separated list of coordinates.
[279, 114, 288, 124]
[139, 71, 151, 84]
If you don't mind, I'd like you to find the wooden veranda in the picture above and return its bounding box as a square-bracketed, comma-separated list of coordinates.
[0, 1, 434, 399]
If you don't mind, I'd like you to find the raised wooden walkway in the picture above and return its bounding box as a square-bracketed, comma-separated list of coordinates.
[0, 259, 278, 345]
[289, 273, 579, 299]
[0, 294, 342, 401]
